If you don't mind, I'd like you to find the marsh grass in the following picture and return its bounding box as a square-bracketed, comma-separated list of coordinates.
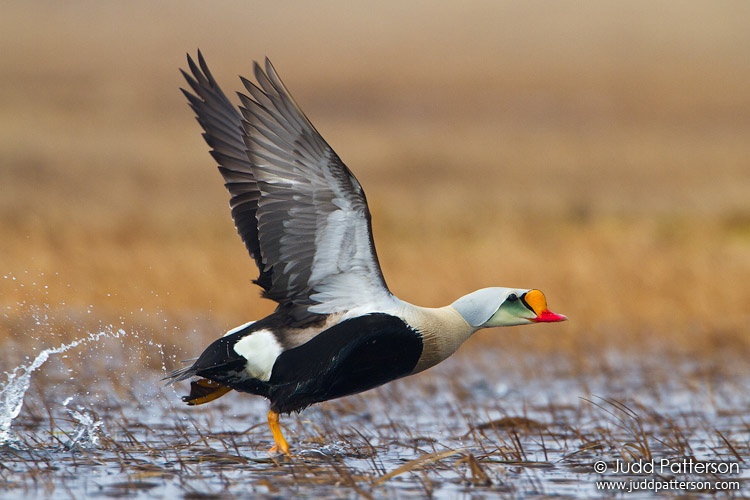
[2, 335, 748, 497]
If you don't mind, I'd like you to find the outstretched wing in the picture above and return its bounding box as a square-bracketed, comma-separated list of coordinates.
[181, 52, 270, 291]
[182, 52, 394, 322]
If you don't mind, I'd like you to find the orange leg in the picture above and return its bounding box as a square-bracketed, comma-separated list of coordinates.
[267, 409, 291, 456]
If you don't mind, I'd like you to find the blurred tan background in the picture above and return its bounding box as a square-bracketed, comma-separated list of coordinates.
[1, 1, 749, 359]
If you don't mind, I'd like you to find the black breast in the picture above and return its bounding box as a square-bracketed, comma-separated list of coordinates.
[267, 313, 423, 414]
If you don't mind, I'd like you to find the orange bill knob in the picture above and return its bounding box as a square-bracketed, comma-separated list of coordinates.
[523, 289, 567, 323]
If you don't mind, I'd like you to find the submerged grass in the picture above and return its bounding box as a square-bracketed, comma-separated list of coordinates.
[2, 336, 748, 497]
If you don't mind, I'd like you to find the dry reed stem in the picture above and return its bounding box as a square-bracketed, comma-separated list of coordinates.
[373, 449, 465, 485]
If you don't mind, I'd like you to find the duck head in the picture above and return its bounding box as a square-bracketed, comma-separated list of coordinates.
[451, 287, 567, 328]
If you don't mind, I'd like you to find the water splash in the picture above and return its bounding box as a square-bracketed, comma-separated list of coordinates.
[62, 396, 104, 449]
[0, 327, 125, 445]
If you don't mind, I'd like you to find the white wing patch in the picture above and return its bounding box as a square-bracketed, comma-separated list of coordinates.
[223, 320, 256, 337]
[232, 329, 282, 381]
[309, 273, 396, 314]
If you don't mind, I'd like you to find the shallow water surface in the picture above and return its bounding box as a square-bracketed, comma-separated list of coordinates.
[1, 314, 748, 498]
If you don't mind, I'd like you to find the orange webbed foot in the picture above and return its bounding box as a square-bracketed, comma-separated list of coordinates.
[267, 410, 291, 457]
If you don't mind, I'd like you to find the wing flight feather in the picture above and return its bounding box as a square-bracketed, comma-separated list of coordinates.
[182, 53, 394, 322]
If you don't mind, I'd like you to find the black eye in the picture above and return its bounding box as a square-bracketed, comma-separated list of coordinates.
[507, 293, 518, 302]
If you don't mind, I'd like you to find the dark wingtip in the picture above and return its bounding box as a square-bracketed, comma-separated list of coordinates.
[186, 51, 199, 75]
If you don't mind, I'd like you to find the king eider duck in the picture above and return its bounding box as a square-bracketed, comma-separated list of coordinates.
[168, 51, 567, 456]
